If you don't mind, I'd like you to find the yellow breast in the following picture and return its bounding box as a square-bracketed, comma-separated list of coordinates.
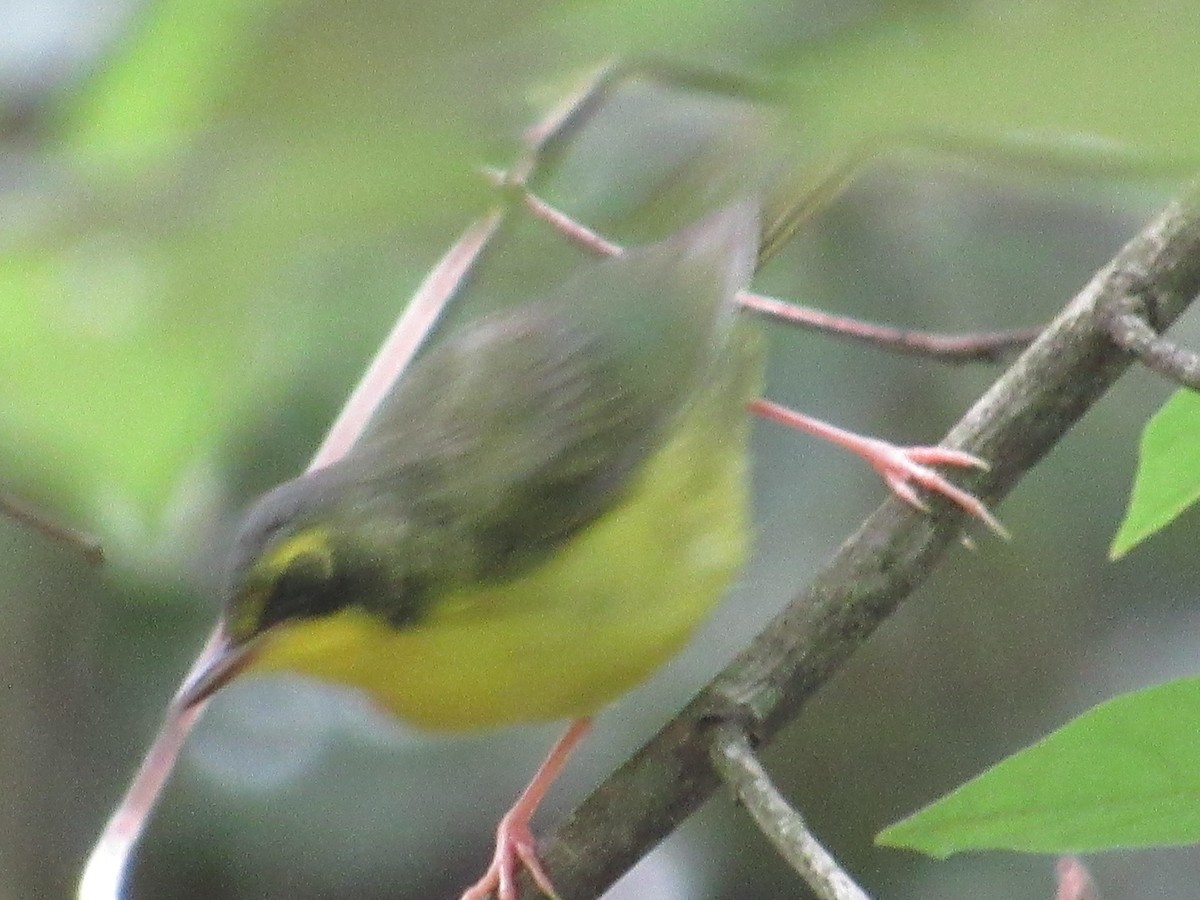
[246, 339, 759, 730]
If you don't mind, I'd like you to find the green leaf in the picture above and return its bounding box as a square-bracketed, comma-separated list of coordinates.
[1110, 389, 1200, 559]
[878, 677, 1200, 857]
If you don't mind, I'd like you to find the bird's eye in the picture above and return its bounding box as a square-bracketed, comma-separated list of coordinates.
[240, 527, 338, 632]
[277, 551, 329, 590]
[261, 550, 338, 627]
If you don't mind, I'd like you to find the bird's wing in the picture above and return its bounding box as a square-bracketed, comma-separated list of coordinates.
[344, 203, 758, 581]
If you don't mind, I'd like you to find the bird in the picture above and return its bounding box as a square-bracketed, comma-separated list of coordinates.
[180, 202, 764, 898]
[177, 201, 995, 899]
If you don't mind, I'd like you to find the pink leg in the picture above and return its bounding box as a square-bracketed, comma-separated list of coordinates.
[750, 398, 1007, 537]
[461, 717, 594, 900]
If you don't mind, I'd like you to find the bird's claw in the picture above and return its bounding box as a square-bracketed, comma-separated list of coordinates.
[460, 808, 560, 900]
[868, 440, 1008, 539]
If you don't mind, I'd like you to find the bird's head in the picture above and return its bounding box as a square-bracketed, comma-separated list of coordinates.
[177, 471, 399, 708]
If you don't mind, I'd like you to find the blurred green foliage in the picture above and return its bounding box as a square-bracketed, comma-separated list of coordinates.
[9, 0, 1200, 546]
[2, 1, 1199, 899]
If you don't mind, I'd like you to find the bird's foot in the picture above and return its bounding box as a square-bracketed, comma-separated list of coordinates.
[460, 807, 559, 900]
[749, 399, 1007, 537]
[858, 439, 1008, 538]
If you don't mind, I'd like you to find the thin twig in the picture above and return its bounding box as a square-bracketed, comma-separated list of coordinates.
[1101, 297, 1200, 390]
[508, 188, 1200, 899]
[77, 628, 224, 900]
[1054, 857, 1099, 900]
[514, 59, 770, 189]
[489, 174, 1039, 363]
[738, 291, 1040, 362]
[710, 723, 874, 900]
[758, 140, 890, 268]
[0, 492, 103, 564]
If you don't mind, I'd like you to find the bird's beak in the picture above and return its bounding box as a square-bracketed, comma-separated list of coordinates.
[174, 629, 264, 710]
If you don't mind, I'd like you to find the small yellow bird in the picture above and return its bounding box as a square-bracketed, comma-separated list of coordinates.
[177, 201, 994, 899]
[182, 203, 763, 898]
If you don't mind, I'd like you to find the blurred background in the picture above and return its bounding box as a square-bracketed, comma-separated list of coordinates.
[2, 0, 1199, 897]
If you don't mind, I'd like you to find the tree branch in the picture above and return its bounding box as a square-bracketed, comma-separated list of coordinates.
[710, 724, 873, 900]
[512, 188, 1200, 899]
[1101, 294, 1200, 390]
[737, 291, 1040, 363]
